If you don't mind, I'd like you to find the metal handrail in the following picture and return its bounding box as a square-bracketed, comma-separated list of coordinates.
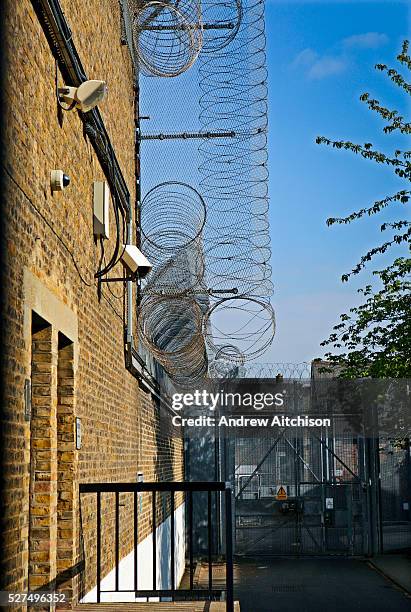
[79, 481, 234, 611]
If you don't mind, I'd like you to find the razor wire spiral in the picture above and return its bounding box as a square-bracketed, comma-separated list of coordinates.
[125, 0, 243, 77]
[128, 0, 275, 385]
[208, 360, 311, 379]
[140, 181, 206, 295]
[208, 344, 245, 378]
[198, 0, 275, 367]
[198, 0, 272, 297]
[203, 296, 274, 362]
[127, 0, 203, 77]
[201, 0, 243, 53]
[138, 182, 209, 386]
[238, 362, 312, 379]
[138, 294, 208, 385]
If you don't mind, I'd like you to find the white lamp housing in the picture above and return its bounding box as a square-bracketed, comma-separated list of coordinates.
[58, 80, 108, 112]
[121, 245, 152, 278]
[93, 181, 110, 239]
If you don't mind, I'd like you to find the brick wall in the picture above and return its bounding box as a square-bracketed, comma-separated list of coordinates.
[57, 337, 78, 598]
[29, 321, 57, 590]
[1, 0, 184, 603]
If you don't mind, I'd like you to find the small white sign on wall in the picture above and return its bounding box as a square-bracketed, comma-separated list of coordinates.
[75, 417, 81, 450]
[325, 497, 334, 510]
[138, 472, 144, 513]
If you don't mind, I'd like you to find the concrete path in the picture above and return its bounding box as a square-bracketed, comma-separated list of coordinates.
[232, 558, 411, 611]
[369, 554, 411, 595]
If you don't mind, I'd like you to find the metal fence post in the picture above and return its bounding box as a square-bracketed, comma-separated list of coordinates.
[96, 491, 101, 603]
[225, 484, 234, 612]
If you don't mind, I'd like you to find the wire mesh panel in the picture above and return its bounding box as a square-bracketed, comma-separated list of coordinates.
[232, 418, 369, 556]
[380, 439, 411, 552]
[127, 0, 275, 386]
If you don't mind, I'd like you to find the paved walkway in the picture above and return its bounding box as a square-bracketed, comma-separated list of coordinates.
[369, 553, 411, 595]
[231, 557, 411, 612]
[74, 555, 411, 612]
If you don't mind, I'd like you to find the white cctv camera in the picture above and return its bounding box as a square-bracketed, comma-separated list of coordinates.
[51, 169, 70, 191]
[121, 245, 153, 278]
[58, 80, 108, 112]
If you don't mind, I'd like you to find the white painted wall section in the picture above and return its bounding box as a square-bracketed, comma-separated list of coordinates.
[82, 502, 185, 603]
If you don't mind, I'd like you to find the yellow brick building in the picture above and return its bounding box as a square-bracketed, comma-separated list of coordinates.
[0, 0, 184, 604]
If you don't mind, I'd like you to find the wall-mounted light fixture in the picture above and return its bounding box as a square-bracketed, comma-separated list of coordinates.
[58, 80, 108, 113]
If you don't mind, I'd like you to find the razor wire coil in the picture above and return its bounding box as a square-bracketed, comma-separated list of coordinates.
[139, 181, 209, 383]
[138, 294, 208, 385]
[198, 0, 273, 306]
[135, 0, 275, 385]
[239, 362, 312, 379]
[203, 296, 275, 363]
[140, 181, 207, 295]
[201, 0, 243, 53]
[132, 0, 203, 77]
[140, 181, 206, 258]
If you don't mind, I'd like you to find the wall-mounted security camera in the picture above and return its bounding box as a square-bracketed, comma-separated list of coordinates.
[58, 80, 108, 113]
[51, 170, 70, 192]
[121, 245, 152, 278]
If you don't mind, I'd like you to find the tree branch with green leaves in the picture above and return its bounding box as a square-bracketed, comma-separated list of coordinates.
[316, 40, 411, 378]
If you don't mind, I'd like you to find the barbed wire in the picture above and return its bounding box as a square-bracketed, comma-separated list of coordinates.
[130, 0, 203, 77]
[198, 0, 272, 303]
[201, 0, 242, 53]
[138, 294, 208, 386]
[238, 362, 312, 379]
[130, 0, 275, 385]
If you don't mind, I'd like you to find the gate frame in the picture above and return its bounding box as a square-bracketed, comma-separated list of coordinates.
[229, 424, 376, 557]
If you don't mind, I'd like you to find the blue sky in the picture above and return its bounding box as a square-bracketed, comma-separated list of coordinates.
[264, 0, 410, 362]
[140, 0, 410, 365]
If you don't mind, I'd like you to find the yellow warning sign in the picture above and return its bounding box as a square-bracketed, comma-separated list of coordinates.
[276, 486, 287, 501]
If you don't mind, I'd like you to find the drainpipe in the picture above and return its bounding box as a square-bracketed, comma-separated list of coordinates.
[126, 215, 133, 345]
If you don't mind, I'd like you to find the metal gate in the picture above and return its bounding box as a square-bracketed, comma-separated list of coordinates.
[184, 378, 410, 558]
[233, 425, 369, 556]
[380, 437, 411, 552]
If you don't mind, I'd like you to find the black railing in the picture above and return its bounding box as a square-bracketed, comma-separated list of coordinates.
[79, 481, 234, 611]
